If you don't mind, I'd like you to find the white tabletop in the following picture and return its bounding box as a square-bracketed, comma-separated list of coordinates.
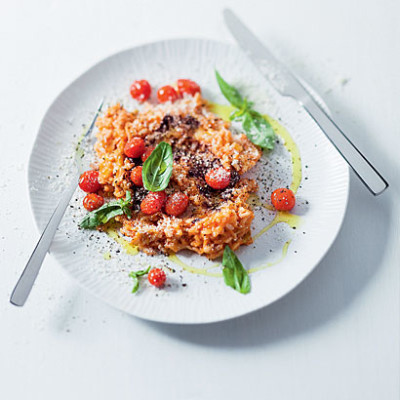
[1, 1, 399, 399]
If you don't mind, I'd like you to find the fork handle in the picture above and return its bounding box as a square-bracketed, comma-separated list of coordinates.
[302, 98, 389, 195]
[10, 177, 78, 306]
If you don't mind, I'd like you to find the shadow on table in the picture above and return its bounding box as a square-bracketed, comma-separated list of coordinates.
[142, 174, 393, 348]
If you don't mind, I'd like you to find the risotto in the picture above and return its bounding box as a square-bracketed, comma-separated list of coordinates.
[93, 93, 262, 259]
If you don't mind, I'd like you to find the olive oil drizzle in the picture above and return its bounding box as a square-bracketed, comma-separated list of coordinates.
[105, 226, 139, 255]
[247, 241, 291, 274]
[207, 102, 302, 274]
[168, 240, 292, 277]
[168, 254, 222, 278]
[208, 102, 302, 194]
[106, 103, 302, 278]
[254, 212, 301, 241]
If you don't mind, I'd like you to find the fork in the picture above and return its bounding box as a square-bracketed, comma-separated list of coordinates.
[10, 99, 104, 306]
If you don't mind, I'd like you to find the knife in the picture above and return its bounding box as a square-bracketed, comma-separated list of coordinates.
[223, 8, 388, 196]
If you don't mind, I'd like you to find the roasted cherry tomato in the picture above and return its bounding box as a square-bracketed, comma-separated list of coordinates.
[157, 85, 178, 103]
[271, 188, 296, 211]
[83, 193, 104, 211]
[205, 167, 231, 190]
[148, 268, 166, 287]
[130, 166, 143, 187]
[124, 137, 146, 159]
[177, 79, 201, 97]
[141, 146, 155, 162]
[165, 192, 189, 216]
[140, 191, 167, 215]
[79, 170, 102, 193]
[130, 80, 151, 102]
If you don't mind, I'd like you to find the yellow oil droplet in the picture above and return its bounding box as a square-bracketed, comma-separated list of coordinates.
[168, 254, 222, 278]
[105, 227, 139, 255]
[248, 241, 291, 274]
[247, 193, 263, 208]
[103, 251, 111, 260]
[247, 194, 275, 211]
[254, 211, 301, 240]
[264, 114, 302, 194]
[207, 102, 233, 121]
[169, 242, 292, 277]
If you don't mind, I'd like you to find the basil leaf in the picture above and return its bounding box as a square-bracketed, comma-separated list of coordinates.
[133, 266, 151, 277]
[215, 70, 244, 109]
[97, 207, 125, 224]
[125, 190, 132, 202]
[241, 111, 276, 150]
[229, 98, 253, 121]
[79, 192, 132, 229]
[215, 71, 276, 150]
[142, 142, 173, 192]
[79, 205, 123, 229]
[222, 246, 251, 294]
[121, 190, 132, 219]
[129, 266, 151, 294]
[131, 275, 139, 293]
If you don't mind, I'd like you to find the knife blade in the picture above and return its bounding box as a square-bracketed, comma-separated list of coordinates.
[223, 8, 388, 196]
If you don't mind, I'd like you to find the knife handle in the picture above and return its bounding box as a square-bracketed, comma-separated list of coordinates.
[301, 98, 389, 195]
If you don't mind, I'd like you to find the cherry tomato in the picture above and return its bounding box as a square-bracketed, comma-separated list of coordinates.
[165, 192, 189, 217]
[141, 146, 155, 162]
[140, 191, 167, 215]
[79, 170, 102, 193]
[271, 188, 296, 211]
[124, 137, 146, 159]
[130, 80, 151, 102]
[157, 85, 178, 103]
[177, 79, 201, 97]
[130, 166, 143, 187]
[148, 268, 166, 287]
[205, 167, 231, 190]
[83, 193, 104, 211]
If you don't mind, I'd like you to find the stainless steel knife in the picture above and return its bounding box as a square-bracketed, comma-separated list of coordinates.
[223, 8, 388, 196]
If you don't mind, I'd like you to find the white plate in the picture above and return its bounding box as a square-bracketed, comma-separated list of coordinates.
[28, 39, 349, 324]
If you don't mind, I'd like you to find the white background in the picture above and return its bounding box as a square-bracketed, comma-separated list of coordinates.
[1, 0, 399, 399]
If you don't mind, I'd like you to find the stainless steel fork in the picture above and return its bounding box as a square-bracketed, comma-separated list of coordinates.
[10, 99, 104, 306]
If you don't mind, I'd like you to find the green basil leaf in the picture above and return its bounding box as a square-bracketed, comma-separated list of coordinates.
[121, 203, 132, 219]
[222, 246, 251, 294]
[129, 266, 151, 294]
[125, 190, 132, 202]
[120, 191, 132, 219]
[97, 207, 125, 224]
[215, 71, 276, 150]
[229, 100, 249, 121]
[80, 204, 121, 229]
[142, 141, 173, 192]
[229, 110, 242, 121]
[79, 191, 133, 229]
[215, 70, 244, 109]
[134, 266, 151, 277]
[241, 111, 276, 150]
[131, 275, 139, 293]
